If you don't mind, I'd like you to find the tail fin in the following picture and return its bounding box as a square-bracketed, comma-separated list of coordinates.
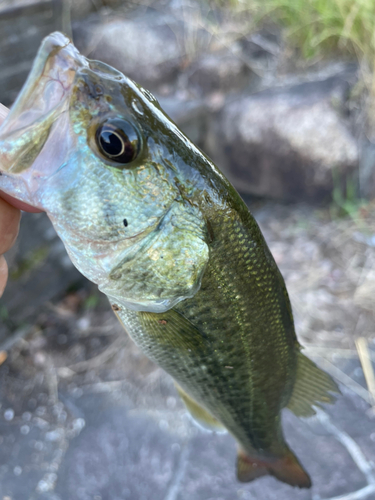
[237, 448, 312, 488]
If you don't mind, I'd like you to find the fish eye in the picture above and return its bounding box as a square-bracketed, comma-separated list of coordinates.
[95, 119, 139, 165]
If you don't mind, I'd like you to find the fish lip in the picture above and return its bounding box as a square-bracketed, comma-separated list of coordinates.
[1, 32, 86, 133]
[0, 191, 43, 213]
[0, 32, 88, 180]
[0, 32, 78, 135]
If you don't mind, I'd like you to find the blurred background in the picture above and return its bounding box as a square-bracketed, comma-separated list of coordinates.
[0, 0, 375, 499]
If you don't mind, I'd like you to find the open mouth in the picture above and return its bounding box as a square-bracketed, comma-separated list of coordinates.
[0, 32, 87, 143]
[0, 105, 42, 212]
[0, 32, 89, 209]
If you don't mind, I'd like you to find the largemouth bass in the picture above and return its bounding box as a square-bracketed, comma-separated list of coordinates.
[0, 33, 338, 488]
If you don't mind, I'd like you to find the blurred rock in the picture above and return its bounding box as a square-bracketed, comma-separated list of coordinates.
[205, 72, 359, 201]
[74, 10, 185, 90]
[186, 47, 257, 96]
[70, 0, 126, 20]
[159, 96, 209, 148]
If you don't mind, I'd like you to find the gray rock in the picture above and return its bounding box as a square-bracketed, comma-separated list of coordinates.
[186, 47, 257, 96]
[204, 73, 359, 201]
[158, 96, 209, 148]
[74, 10, 184, 89]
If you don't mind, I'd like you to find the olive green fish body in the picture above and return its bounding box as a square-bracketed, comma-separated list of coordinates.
[116, 191, 297, 458]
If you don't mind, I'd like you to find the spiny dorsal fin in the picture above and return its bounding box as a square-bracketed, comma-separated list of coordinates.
[237, 447, 311, 488]
[175, 383, 226, 433]
[287, 351, 340, 417]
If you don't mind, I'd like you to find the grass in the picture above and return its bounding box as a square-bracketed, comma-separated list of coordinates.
[222, 0, 375, 59]
[215, 0, 375, 126]
[330, 170, 368, 219]
[239, 0, 375, 60]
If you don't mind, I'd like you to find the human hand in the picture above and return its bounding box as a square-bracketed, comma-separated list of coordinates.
[0, 198, 21, 297]
[0, 104, 21, 297]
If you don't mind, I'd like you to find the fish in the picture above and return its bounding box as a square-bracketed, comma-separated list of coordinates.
[0, 32, 339, 488]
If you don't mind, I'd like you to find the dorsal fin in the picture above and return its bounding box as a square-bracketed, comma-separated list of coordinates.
[287, 351, 340, 417]
[175, 383, 226, 432]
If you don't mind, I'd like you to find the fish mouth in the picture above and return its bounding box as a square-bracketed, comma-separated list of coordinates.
[0, 32, 88, 207]
[0, 106, 42, 212]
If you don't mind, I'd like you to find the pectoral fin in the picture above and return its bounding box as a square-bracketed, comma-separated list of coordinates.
[237, 447, 311, 488]
[138, 309, 206, 351]
[287, 352, 340, 417]
[175, 383, 226, 433]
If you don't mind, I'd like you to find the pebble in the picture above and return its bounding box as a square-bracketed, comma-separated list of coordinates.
[13, 466, 22, 476]
[77, 317, 90, 331]
[20, 425, 30, 435]
[159, 419, 169, 431]
[4, 409, 14, 421]
[34, 441, 44, 451]
[35, 406, 46, 417]
[34, 352, 46, 366]
[22, 412, 32, 421]
[72, 418, 85, 433]
[166, 396, 176, 409]
[46, 429, 62, 442]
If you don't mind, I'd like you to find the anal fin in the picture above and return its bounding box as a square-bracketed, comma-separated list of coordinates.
[175, 383, 226, 433]
[287, 351, 340, 417]
[237, 447, 311, 488]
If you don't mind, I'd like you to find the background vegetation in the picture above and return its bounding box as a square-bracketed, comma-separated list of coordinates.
[217, 0, 375, 127]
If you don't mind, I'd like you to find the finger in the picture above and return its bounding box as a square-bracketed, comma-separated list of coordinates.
[0, 255, 8, 298]
[0, 105, 15, 299]
[0, 197, 21, 255]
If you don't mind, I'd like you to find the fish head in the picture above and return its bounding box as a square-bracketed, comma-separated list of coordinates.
[0, 32, 210, 312]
